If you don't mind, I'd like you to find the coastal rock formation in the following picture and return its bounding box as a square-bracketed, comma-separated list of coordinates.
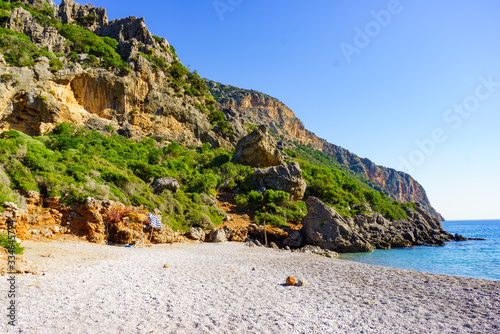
[301, 197, 457, 253]
[232, 125, 283, 167]
[302, 197, 375, 253]
[353, 205, 455, 249]
[252, 162, 307, 201]
[153, 177, 179, 194]
[0, 192, 184, 245]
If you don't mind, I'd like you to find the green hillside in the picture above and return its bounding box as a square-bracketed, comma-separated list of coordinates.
[0, 0, 417, 229]
[0, 124, 415, 232]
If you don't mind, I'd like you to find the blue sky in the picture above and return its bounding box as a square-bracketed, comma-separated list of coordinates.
[56, 0, 500, 220]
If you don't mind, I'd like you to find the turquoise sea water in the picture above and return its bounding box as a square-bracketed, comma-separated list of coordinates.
[338, 220, 500, 281]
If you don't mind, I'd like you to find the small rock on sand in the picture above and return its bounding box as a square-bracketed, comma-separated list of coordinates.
[297, 278, 309, 287]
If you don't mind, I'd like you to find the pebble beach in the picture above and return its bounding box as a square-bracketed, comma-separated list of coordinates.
[2, 240, 499, 333]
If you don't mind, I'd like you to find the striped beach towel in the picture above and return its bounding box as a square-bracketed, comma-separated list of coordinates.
[148, 212, 162, 229]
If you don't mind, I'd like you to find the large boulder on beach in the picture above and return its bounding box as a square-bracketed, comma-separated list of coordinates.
[283, 230, 304, 248]
[209, 228, 227, 243]
[302, 197, 374, 253]
[186, 227, 205, 241]
[252, 162, 307, 201]
[233, 125, 283, 167]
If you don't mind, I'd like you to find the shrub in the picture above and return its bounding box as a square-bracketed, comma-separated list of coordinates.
[186, 210, 214, 230]
[5, 160, 38, 191]
[254, 212, 286, 227]
[152, 35, 163, 44]
[0, 234, 24, 255]
[48, 57, 64, 73]
[75, 14, 99, 27]
[209, 110, 234, 137]
[0, 27, 53, 67]
[59, 24, 128, 72]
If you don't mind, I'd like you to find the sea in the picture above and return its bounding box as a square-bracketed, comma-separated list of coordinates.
[337, 220, 500, 281]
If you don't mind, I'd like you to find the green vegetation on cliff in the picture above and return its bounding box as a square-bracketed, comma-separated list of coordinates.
[0, 0, 128, 71]
[0, 1, 415, 227]
[0, 123, 413, 231]
[59, 23, 129, 72]
[0, 125, 249, 231]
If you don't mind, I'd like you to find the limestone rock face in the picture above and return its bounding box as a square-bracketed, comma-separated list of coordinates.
[0, 193, 184, 245]
[252, 162, 307, 201]
[0, 55, 219, 146]
[59, 0, 108, 31]
[7, 7, 69, 53]
[302, 197, 375, 253]
[353, 204, 454, 249]
[153, 177, 180, 194]
[95, 16, 173, 65]
[0, 0, 228, 148]
[233, 125, 283, 167]
[301, 197, 456, 253]
[208, 80, 444, 220]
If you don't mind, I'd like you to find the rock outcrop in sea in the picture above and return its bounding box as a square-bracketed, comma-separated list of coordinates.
[302, 197, 457, 252]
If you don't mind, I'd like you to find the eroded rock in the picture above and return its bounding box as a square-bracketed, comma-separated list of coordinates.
[208, 228, 227, 243]
[153, 177, 180, 194]
[302, 197, 374, 253]
[233, 125, 283, 167]
[186, 227, 205, 241]
[252, 162, 307, 201]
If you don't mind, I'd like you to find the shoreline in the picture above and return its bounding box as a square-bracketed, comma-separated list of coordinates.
[2, 240, 499, 333]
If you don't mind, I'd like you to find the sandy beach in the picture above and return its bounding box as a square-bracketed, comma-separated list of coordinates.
[1, 240, 499, 333]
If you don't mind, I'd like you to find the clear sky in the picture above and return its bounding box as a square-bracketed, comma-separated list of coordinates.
[55, 0, 500, 220]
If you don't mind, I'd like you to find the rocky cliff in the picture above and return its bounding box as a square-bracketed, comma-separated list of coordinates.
[0, 0, 443, 220]
[208, 81, 443, 220]
[301, 197, 455, 253]
[0, 0, 230, 148]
